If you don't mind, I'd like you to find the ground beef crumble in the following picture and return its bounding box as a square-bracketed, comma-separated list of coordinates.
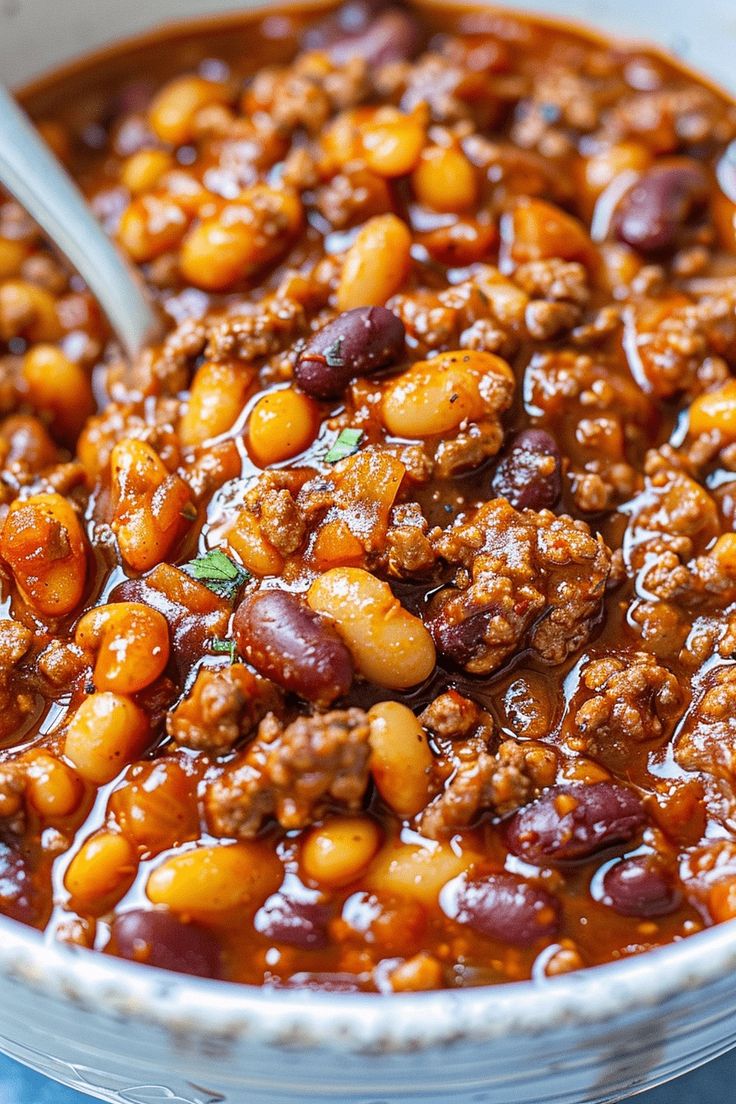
[205, 708, 371, 837]
[428, 500, 612, 674]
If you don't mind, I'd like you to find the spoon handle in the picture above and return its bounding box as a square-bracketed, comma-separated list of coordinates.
[0, 85, 162, 358]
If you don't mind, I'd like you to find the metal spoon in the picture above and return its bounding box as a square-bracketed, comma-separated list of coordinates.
[0, 85, 162, 358]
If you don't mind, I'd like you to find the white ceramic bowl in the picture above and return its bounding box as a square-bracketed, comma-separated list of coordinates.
[2, 3, 736, 1102]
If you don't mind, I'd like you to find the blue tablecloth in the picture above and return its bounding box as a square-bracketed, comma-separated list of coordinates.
[0, 1048, 730, 1102]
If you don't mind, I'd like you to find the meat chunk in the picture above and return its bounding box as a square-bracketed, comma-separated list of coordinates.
[428, 500, 611, 674]
[167, 663, 279, 753]
[419, 690, 486, 741]
[205, 708, 371, 837]
[205, 295, 308, 364]
[420, 736, 557, 839]
[0, 621, 35, 745]
[675, 666, 736, 785]
[623, 291, 736, 399]
[389, 266, 527, 359]
[625, 452, 736, 606]
[0, 762, 27, 833]
[246, 54, 369, 135]
[573, 652, 683, 747]
[383, 502, 436, 578]
[36, 639, 86, 687]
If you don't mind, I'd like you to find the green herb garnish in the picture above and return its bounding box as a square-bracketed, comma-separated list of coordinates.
[183, 549, 249, 600]
[325, 427, 363, 464]
[211, 638, 238, 663]
[324, 335, 344, 368]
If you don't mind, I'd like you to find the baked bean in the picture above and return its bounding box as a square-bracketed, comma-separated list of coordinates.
[367, 701, 434, 817]
[180, 185, 302, 291]
[110, 439, 193, 571]
[445, 872, 561, 945]
[337, 214, 412, 311]
[366, 839, 476, 906]
[362, 108, 426, 177]
[689, 380, 736, 439]
[180, 360, 254, 447]
[601, 856, 681, 917]
[491, 428, 562, 511]
[109, 907, 222, 977]
[156, 169, 211, 216]
[412, 145, 478, 212]
[614, 160, 709, 253]
[255, 892, 332, 949]
[295, 306, 405, 399]
[0, 280, 61, 342]
[506, 782, 647, 865]
[713, 191, 736, 252]
[22, 344, 94, 445]
[319, 109, 365, 170]
[0, 236, 29, 279]
[302, 816, 381, 887]
[149, 75, 230, 145]
[65, 692, 150, 784]
[117, 194, 190, 263]
[75, 602, 170, 694]
[307, 567, 436, 689]
[579, 142, 651, 203]
[146, 842, 283, 914]
[65, 830, 138, 913]
[227, 510, 284, 577]
[0, 492, 87, 617]
[709, 880, 736, 923]
[24, 751, 83, 820]
[0, 415, 57, 470]
[247, 387, 318, 466]
[121, 149, 175, 194]
[388, 952, 444, 992]
[109, 759, 199, 855]
[382, 350, 514, 438]
[501, 197, 595, 269]
[234, 589, 353, 705]
[713, 533, 736, 575]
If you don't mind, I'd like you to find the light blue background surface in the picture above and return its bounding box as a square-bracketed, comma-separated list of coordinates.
[0, 1049, 730, 1103]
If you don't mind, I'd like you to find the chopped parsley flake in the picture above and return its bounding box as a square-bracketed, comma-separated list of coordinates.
[324, 335, 345, 368]
[325, 427, 363, 464]
[211, 638, 238, 663]
[183, 549, 249, 600]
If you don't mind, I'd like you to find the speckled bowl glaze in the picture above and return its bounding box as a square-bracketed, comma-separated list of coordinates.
[1, 2, 736, 1102]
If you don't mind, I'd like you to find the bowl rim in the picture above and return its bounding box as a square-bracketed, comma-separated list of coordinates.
[4, 0, 736, 1057]
[3, 912, 736, 1052]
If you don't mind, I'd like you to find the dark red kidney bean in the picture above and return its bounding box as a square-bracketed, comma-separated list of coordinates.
[255, 893, 332, 950]
[109, 908, 221, 978]
[716, 140, 736, 204]
[427, 603, 493, 669]
[446, 872, 560, 946]
[506, 782, 647, 865]
[492, 429, 562, 512]
[304, 1, 422, 66]
[613, 161, 709, 253]
[234, 589, 353, 706]
[303, 0, 384, 46]
[601, 856, 681, 918]
[295, 307, 405, 399]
